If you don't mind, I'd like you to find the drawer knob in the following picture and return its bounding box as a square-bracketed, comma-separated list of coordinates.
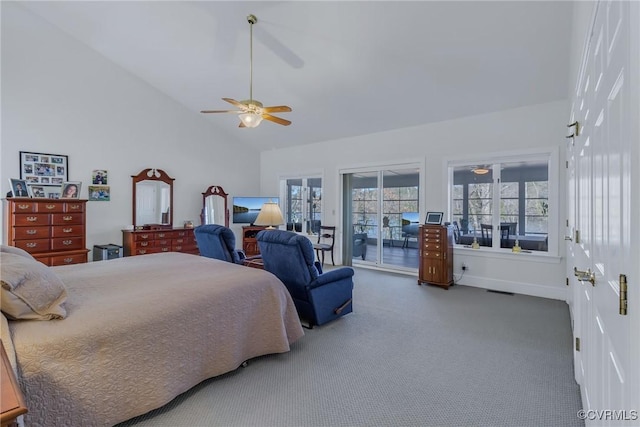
[139, 250, 147, 255]
[69, 204, 80, 210]
[63, 215, 73, 221]
[62, 240, 73, 245]
[18, 204, 29, 210]
[46, 204, 56, 210]
[64, 257, 73, 264]
[140, 242, 148, 246]
[26, 243, 37, 248]
[26, 229, 37, 235]
[63, 228, 73, 233]
[162, 247, 169, 252]
[26, 216, 38, 222]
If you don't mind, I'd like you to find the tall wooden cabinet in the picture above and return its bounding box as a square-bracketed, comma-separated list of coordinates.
[4, 198, 89, 266]
[418, 224, 454, 289]
[122, 228, 199, 256]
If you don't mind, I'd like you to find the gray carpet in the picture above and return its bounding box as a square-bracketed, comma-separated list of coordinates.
[118, 267, 583, 427]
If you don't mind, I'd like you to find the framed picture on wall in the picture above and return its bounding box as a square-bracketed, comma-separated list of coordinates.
[19, 151, 69, 198]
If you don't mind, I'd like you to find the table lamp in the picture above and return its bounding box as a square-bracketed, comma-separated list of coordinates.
[254, 201, 284, 229]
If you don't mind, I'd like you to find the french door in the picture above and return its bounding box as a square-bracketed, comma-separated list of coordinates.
[342, 166, 420, 270]
[568, 1, 635, 423]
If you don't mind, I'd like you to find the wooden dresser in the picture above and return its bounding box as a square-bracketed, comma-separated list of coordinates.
[418, 224, 454, 289]
[4, 198, 88, 266]
[242, 225, 266, 257]
[122, 228, 199, 256]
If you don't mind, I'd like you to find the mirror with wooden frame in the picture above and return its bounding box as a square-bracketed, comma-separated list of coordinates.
[201, 185, 229, 227]
[132, 168, 174, 229]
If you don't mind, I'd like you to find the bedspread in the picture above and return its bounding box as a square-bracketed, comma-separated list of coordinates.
[5, 252, 304, 426]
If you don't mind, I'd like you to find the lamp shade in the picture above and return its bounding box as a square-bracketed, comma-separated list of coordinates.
[254, 202, 284, 229]
[239, 112, 263, 128]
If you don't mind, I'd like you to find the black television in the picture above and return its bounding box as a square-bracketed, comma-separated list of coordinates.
[232, 196, 280, 224]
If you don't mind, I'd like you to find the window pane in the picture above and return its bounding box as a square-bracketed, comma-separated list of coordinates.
[449, 158, 550, 252]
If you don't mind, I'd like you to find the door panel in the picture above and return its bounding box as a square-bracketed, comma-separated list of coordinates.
[569, 1, 632, 424]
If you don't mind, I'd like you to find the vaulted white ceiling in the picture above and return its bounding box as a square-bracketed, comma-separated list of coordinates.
[19, 1, 574, 151]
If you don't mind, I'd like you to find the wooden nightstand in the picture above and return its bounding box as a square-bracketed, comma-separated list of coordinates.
[1, 340, 27, 427]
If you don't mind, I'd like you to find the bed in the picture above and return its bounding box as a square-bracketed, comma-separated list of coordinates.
[0, 249, 304, 427]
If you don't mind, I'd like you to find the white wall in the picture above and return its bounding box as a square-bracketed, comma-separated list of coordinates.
[260, 100, 569, 300]
[1, 3, 260, 252]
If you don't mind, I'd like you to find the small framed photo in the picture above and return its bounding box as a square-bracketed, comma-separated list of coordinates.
[29, 185, 47, 198]
[425, 211, 444, 225]
[88, 185, 110, 201]
[61, 181, 82, 199]
[9, 178, 30, 198]
[92, 170, 108, 185]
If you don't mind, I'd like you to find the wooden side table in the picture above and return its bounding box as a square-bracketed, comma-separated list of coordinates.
[1, 340, 27, 427]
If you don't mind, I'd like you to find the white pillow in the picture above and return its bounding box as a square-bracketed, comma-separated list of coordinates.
[0, 253, 67, 320]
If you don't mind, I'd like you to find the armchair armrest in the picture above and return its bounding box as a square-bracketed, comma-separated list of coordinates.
[310, 267, 354, 288]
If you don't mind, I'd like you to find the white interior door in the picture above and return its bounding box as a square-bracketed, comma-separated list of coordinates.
[568, 1, 633, 424]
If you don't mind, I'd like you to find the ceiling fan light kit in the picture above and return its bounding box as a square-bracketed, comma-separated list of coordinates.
[201, 14, 292, 128]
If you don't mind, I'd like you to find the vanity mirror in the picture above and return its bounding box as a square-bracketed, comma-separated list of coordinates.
[132, 168, 174, 229]
[201, 185, 229, 227]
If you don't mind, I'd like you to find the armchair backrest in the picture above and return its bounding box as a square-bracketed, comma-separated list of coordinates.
[194, 224, 240, 264]
[256, 230, 320, 300]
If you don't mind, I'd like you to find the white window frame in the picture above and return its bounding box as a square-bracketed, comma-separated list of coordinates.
[279, 174, 323, 235]
[446, 148, 559, 257]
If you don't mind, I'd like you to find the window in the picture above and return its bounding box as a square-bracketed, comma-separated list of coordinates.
[281, 177, 322, 234]
[448, 153, 554, 253]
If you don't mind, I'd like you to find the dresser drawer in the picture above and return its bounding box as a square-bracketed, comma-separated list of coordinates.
[63, 202, 85, 213]
[423, 243, 442, 251]
[134, 233, 154, 242]
[51, 224, 83, 237]
[172, 241, 198, 252]
[52, 236, 84, 251]
[39, 202, 64, 213]
[14, 239, 50, 253]
[154, 231, 171, 239]
[134, 240, 155, 249]
[169, 230, 192, 239]
[423, 251, 444, 260]
[11, 201, 37, 213]
[133, 247, 160, 256]
[13, 226, 51, 240]
[51, 213, 84, 225]
[49, 252, 87, 266]
[13, 214, 50, 226]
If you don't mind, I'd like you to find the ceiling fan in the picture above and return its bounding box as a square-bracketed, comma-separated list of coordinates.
[201, 14, 292, 128]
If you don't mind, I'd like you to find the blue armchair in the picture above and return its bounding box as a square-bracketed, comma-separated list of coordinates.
[194, 224, 245, 264]
[256, 230, 354, 328]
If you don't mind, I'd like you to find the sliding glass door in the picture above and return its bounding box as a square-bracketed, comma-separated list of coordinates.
[343, 166, 420, 270]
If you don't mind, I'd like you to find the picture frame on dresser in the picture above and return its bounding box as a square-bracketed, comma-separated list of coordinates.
[19, 151, 68, 199]
[8, 178, 30, 197]
[61, 182, 82, 199]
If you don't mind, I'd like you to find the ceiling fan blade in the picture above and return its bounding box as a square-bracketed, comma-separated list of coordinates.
[200, 109, 241, 114]
[262, 114, 291, 126]
[222, 98, 247, 109]
[262, 105, 292, 113]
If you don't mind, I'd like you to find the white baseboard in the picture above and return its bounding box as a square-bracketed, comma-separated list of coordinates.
[455, 273, 568, 300]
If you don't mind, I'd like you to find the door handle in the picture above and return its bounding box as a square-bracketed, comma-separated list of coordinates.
[564, 235, 573, 241]
[574, 267, 595, 286]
